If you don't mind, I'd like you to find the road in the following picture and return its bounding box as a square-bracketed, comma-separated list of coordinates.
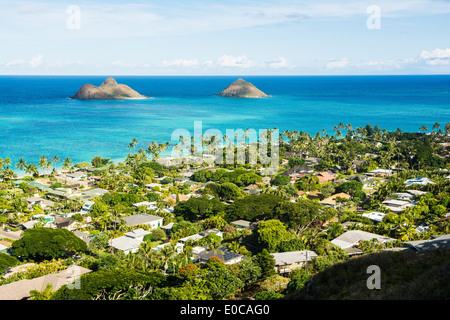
[0, 228, 22, 241]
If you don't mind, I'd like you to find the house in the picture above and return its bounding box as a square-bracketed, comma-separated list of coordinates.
[152, 242, 184, 254]
[406, 190, 428, 197]
[0, 265, 91, 300]
[366, 169, 393, 177]
[53, 217, 83, 231]
[361, 211, 386, 223]
[132, 201, 157, 210]
[81, 201, 95, 214]
[163, 194, 191, 203]
[403, 234, 450, 252]
[20, 220, 39, 230]
[230, 220, 253, 230]
[25, 196, 56, 210]
[178, 228, 222, 243]
[32, 214, 55, 223]
[124, 228, 151, 241]
[65, 171, 87, 180]
[121, 214, 163, 229]
[194, 246, 245, 265]
[81, 188, 109, 199]
[316, 172, 336, 184]
[404, 177, 435, 186]
[73, 231, 92, 245]
[305, 157, 320, 166]
[109, 228, 151, 254]
[199, 228, 223, 238]
[331, 230, 395, 254]
[319, 193, 351, 208]
[382, 199, 414, 213]
[391, 192, 414, 201]
[178, 233, 204, 243]
[349, 175, 376, 188]
[161, 222, 174, 234]
[280, 166, 314, 177]
[271, 250, 318, 275]
[145, 183, 163, 190]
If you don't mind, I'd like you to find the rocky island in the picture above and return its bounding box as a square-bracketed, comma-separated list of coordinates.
[71, 77, 148, 100]
[217, 78, 269, 98]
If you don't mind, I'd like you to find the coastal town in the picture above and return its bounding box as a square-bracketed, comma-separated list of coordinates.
[0, 122, 449, 300]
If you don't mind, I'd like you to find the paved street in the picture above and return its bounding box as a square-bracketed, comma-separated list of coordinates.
[0, 228, 22, 241]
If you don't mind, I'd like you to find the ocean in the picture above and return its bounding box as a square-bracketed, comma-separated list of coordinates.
[0, 75, 449, 168]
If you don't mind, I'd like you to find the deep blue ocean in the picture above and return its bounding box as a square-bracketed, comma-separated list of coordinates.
[0, 75, 449, 169]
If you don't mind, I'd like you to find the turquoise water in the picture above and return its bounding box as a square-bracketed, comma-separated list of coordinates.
[0, 75, 449, 168]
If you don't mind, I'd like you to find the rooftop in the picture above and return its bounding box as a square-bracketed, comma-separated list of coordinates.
[271, 250, 318, 266]
[121, 214, 163, 227]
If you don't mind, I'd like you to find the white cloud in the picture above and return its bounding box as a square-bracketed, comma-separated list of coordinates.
[217, 54, 263, 68]
[160, 59, 200, 68]
[5, 59, 26, 67]
[419, 48, 450, 65]
[266, 57, 288, 69]
[326, 58, 349, 69]
[29, 54, 44, 68]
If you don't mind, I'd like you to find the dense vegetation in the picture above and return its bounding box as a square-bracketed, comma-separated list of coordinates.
[0, 122, 449, 300]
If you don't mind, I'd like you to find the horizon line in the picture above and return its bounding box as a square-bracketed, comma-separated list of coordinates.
[1, 74, 450, 77]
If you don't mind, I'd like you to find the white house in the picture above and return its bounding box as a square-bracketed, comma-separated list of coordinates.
[271, 250, 318, 275]
[331, 230, 395, 251]
[391, 192, 414, 201]
[81, 201, 95, 214]
[382, 199, 415, 213]
[132, 201, 158, 211]
[152, 242, 184, 254]
[109, 228, 151, 255]
[404, 177, 434, 186]
[361, 211, 386, 223]
[121, 214, 164, 229]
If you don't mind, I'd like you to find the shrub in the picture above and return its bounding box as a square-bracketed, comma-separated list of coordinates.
[253, 290, 284, 300]
[0, 253, 19, 273]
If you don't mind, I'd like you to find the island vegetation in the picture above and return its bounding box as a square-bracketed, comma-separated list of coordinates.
[0, 121, 449, 300]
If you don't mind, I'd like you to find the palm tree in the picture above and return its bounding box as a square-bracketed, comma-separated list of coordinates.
[159, 244, 175, 273]
[419, 125, 428, 134]
[29, 283, 54, 300]
[39, 155, 48, 175]
[62, 157, 73, 172]
[25, 163, 39, 177]
[128, 138, 138, 153]
[15, 158, 27, 171]
[432, 122, 440, 134]
[2, 158, 11, 169]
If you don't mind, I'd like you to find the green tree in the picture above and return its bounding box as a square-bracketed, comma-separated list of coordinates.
[254, 219, 291, 252]
[204, 267, 244, 300]
[254, 249, 276, 279]
[11, 228, 87, 261]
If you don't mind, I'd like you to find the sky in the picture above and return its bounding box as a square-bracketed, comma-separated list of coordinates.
[1, 0, 450, 75]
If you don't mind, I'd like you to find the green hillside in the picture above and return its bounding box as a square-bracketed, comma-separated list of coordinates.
[285, 248, 450, 300]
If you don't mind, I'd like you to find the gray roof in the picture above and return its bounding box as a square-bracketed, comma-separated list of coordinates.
[121, 214, 163, 226]
[0, 265, 91, 300]
[271, 250, 318, 266]
[230, 220, 252, 228]
[196, 247, 244, 263]
[124, 228, 151, 239]
[110, 236, 142, 252]
[82, 188, 109, 197]
[404, 234, 450, 252]
[331, 230, 395, 249]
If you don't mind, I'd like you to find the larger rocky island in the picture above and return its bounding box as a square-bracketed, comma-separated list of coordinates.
[71, 77, 148, 100]
[217, 78, 269, 98]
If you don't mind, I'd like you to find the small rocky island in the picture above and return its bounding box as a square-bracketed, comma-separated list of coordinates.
[71, 77, 148, 100]
[217, 78, 269, 98]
